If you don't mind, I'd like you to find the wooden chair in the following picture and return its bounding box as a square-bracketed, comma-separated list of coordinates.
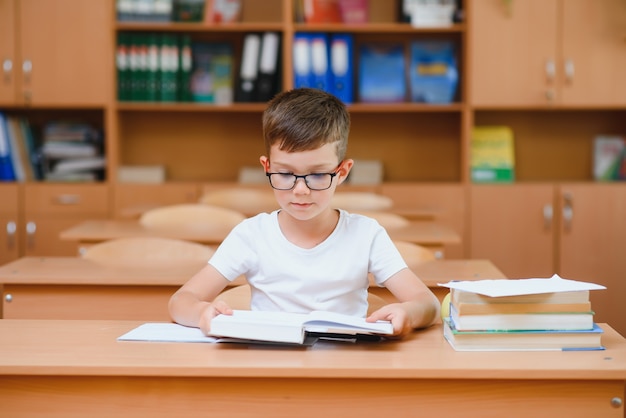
[198, 188, 278, 216]
[139, 203, 246, 235]
[81, 236, 214, 268]
[393, 240, 436, 268]
[215, 284, 388, 315]
[331, 192, 393, 211]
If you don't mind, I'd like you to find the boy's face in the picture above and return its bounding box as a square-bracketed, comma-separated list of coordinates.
[260, 142, 353, 221]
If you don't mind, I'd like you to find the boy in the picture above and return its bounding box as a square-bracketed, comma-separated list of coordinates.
[168, 88, 440, 337]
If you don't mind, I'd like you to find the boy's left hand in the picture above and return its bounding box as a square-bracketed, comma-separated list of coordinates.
[366, 304, 413, 337]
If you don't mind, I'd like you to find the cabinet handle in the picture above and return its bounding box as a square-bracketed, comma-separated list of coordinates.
[26, 221, 36, 249]
[564, 59, 575, 84]
[4, 293, 12, 303]
[562, 193, 573, 232]
[5, 221, 16, 249]
[543, 204, 553, 231]
[54, 194, 81, 205]
[2, 59, 12, 83]
[545, 59, 555, 83]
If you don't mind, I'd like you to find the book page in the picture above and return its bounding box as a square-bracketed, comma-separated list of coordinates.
[118, 322, 219, 343]
[438, 274, 606, 297]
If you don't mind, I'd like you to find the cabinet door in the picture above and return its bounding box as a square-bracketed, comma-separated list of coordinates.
[0, 183, 20, 264]
[0, 0, 17, 104]
[23, 183, 110, 256]
[558, 183, 626, 337]
[18, 0, 112, 105]
[469, 184, 556, 278]
[469, 0, 559, 106]
[560, 0, 626, 105]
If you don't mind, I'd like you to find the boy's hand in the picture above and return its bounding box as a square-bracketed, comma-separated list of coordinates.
[198, 300, 233, 336]
[366, 304, 412, 337]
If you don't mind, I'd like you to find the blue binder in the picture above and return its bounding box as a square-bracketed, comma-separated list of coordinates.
[329, 33, 353, 104]
[0, 112, 16, 181]
[293, 32, 313, 88]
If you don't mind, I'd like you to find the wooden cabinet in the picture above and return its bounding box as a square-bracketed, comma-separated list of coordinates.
[558, 183, 626, 337]
[470, 0, 626, 106]
[0, 0, 113, 106]
[470, 183, 626, 337]
[469, 184, 556, 278]
[22, 184, 110, 256]
[0, 183, 20, 265]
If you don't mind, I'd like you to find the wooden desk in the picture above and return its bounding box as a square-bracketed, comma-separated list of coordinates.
[0, 257, 503, 320]
[0, 319, 624, 417]
[59, 219, 461, 257]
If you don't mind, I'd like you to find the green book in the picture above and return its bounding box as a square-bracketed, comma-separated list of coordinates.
[159, 34, 179, 102]
[116, 33, 131, 101]
[145, 33, 160, 102]
[178, 34, 193, 102]
[470, 126, 515, 183]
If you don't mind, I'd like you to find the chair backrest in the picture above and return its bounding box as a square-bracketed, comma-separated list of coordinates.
[81, 236, 214, 268]
[355, 211, 411, 229]
[216, 284, 387, 316]
[198, 188, 278, 216]
[393, 240, 437, 268]
[139, 203, 246, 234]
[331, 192, 393, 211]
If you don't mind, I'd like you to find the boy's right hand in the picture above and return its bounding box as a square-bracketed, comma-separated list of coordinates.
[198, 300, 233, 336]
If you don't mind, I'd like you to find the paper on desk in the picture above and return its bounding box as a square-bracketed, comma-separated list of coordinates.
[118, 322, 219, 343]
[438, 274, 606, 297]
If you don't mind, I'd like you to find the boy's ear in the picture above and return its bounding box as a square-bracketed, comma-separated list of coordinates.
[337, 159, 354, 184]
[259, 156, 270, 172]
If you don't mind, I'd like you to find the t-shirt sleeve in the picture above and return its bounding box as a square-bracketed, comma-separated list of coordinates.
[368, 225, 408, 286]
[208, 220, 258, 282]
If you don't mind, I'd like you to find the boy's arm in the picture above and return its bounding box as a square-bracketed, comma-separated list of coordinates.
[366, 268, 440, 336]
[168, 263, 233, 334]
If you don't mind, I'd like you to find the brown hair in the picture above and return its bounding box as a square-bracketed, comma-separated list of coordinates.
[262, 88, 350, 161]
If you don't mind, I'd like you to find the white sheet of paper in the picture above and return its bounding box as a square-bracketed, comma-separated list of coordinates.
[437, 274, 606, 297]
[118, 322, 219, 343]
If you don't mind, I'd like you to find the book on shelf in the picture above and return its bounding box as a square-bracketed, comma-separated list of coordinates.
[443, 318, 605, 352]
[190, 41, 234, 104]
[593, 135, 625, 181]
[470, 125, 515, 183]
[0, 112, 17, 181]
[207, 0, 242, 23]
[118, 310, 393, 346]
[358, 42, 406, 103]
[409, 40, 458, 104]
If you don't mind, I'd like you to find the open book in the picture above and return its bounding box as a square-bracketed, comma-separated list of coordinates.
[118, 310, 393, 346]
[208, 310, 393, 344]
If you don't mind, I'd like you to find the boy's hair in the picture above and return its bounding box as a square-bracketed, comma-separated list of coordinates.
[262, 88, 350, 161]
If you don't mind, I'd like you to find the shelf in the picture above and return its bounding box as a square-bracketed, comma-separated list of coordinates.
[293, 23, 465, 33]
[115, 22, 285, 33]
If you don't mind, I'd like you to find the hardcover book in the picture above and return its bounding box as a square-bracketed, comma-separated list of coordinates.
[443, 319, 604, 352]
[470, 126, 515, 183]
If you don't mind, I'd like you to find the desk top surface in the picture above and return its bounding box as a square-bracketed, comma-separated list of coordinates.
[0, 319, 624, 380]
[0, 257, 504, 287]
[59, 219, 461, 246]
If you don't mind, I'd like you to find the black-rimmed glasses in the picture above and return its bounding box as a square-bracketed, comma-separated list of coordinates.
[266, 170, 339, 191]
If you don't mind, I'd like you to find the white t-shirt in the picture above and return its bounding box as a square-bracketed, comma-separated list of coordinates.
[209, 209, 407, 317]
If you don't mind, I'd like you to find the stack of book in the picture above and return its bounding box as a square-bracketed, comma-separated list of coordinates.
[439, 274, 607, 351]
[40, 121, 105, 182]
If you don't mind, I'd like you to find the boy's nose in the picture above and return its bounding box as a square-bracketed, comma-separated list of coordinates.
[293, 177, 310, 193]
